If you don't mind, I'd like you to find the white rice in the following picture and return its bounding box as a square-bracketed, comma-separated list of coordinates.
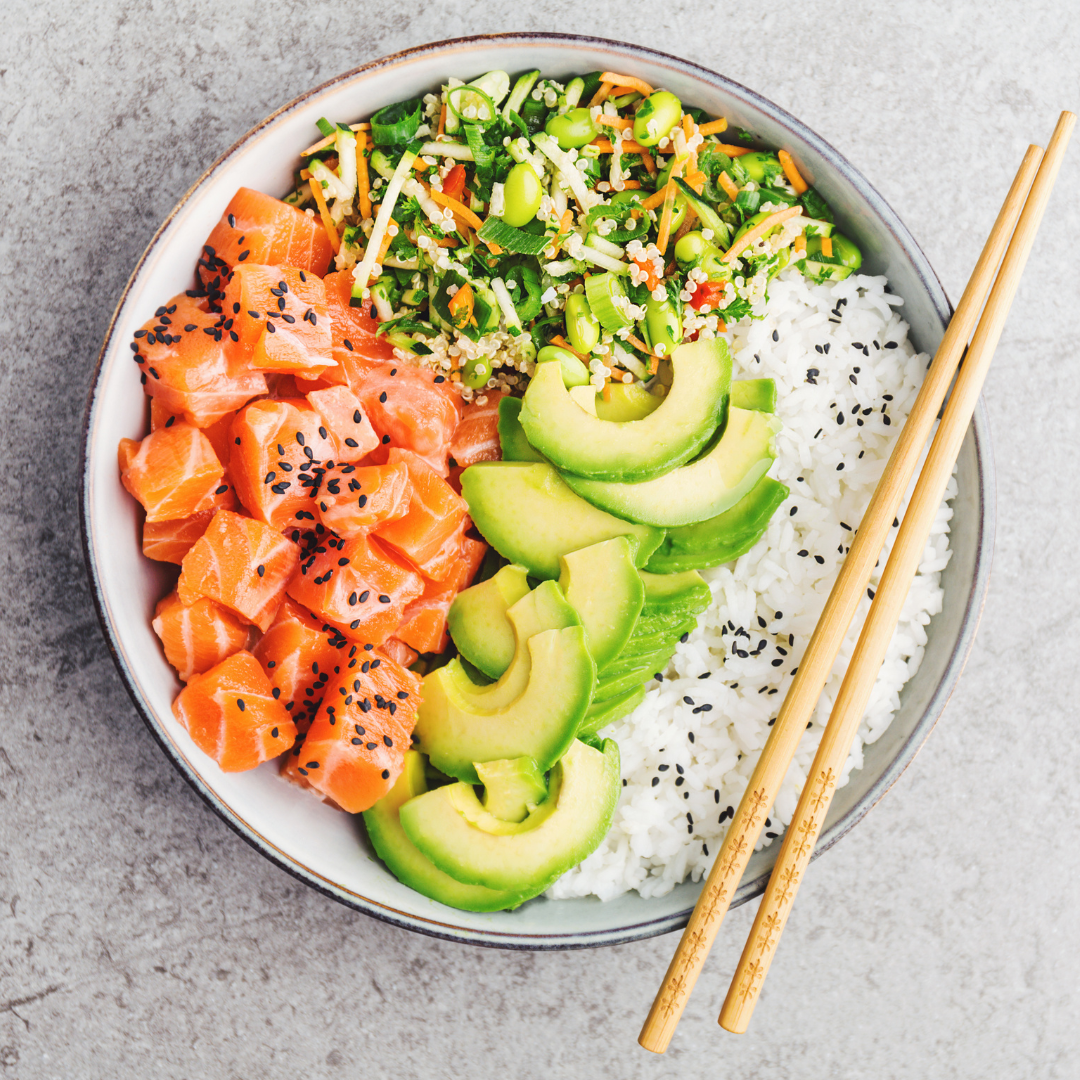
[549, 269, 956, 902]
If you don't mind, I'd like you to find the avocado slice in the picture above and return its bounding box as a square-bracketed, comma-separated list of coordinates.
[413, 625, 595, 783]
[730, 378, 776, 413]
[563, 407, 780, 527]
[620, 618, 697, 658]
[559, 538, 645, 672]
[640, 568, 712, 616]
[579, 685, 645, 736]
[362, 752, 533, 912]
[518, 338, 732, 482]
[447, 564, 531, 679]
[446, 581, 580, 710]
[476, 757, 549, 823]
[594, 650, 672, 701]
[594, 382, 663, 422]
[461, 462, 666, 579]
[399, 738, 620, 893]
[498, 396, 546, 463]
[645, 476, 789, 573]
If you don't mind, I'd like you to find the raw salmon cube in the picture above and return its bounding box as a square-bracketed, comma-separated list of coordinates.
[394, 536, 487, 654]
[285, 647, 422, 812]
[286, 531, 424, 644]
[450, 391, 505, 467]
[229, 398, 337, 532]
[381, 638, 419, 668]
[375, 449, 468, 580]
[153, 590, 251, 681]
[353, 363, 461, 476]
[253, 597, 350, 729]
[178, 509, 300, 631]
[305, 386, 379, 462]
[321, 272, 397, 384]
[142, 489, 234, 564]
[133, 294, 230, 392]
[144, 368, 269, 429]
[316, 462, 410, 538]
[202, 187, 334, 277]
[119, 422, 225, 523]
[172, 650, 297, 772]
[222, 265, 333, 377]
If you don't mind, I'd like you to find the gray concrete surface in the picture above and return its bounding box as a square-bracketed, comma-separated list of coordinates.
[2, 2, 1078, 1077]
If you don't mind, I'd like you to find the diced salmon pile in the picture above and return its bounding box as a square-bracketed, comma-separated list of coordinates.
[119, 186, 496, 807]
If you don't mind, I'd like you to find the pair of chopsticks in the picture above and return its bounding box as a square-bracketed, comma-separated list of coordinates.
[640, 110, 1075, 1052]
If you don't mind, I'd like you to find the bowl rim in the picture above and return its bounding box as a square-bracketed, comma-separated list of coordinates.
[80, 31, 995, 951]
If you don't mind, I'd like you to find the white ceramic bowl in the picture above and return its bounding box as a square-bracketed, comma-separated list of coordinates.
[82, 33, 994, 949]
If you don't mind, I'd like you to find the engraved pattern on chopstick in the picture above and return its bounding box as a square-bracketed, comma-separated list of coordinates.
[656, 786, 770, 1018]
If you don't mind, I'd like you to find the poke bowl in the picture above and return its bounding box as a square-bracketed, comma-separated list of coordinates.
[82, 33, 994, 949]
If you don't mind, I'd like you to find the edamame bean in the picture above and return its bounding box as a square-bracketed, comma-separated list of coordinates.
[564, 293, 600, 353]
[737, 151, 781, 185]
[462, 357, 493, 389]
[632, 90, 682, 147]
[674, 231, 728, 278]
[829, 233, 862, 270]
[502, 162, 543, 227]
[643, 295, 682, 358]
[545, 107, 598, 150]
[536, 345, 592, 387]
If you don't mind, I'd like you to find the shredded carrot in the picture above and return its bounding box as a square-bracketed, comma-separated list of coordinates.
[715, 318, 727, 332]
[436, 236, 460, 248]
[448, 282, 477, 329]
[592, 138, 651, 155]
[625, 333, 653, 355]
[682, 114, 694, 140]
[621, 179, 642, 189]
[596, 114, 632, 130]
[721, 206, 803, 264]
[590, 81, 614, 107]
[301, 132, 336, 157]
[656, 159, 686, 254]
[698, 118, 728, 136]
[648, 356, 659, 375]
[429, 188, 484, 232]
[793, 234, 807, 256]
[716, 143, 753, 157]
[637, 146, 657, 175]
[685, 170, 707, 196]
[549, 335, 589, 361]
[602, 380, 612, 402]
[718, 171, 740, 201]
[376, 223, 397, 265]
[820, 235, 834, 259]
[600, 73, 654, 97]
[355, 131, 371, 220]
[437, 103, 447, 138]
[607, 86, 641, 99]
[640, 186, 670, 212]
[778, 149, 809, 194]
[306, 177, 341, 254]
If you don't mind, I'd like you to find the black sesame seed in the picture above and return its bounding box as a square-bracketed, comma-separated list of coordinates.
[651, 777, 660, 787]
[236, 699, 246, 711]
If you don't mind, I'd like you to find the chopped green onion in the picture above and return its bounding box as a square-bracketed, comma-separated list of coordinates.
[419, 141, 474, 161]
[447, 84, 497, 126]
[316, 117, 336, 138]
[370, 98, 423, 146]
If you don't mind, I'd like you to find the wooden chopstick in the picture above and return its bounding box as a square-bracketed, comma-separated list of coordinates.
[639, 140, 1047, 1055]
[720, 110, 1074, 1034]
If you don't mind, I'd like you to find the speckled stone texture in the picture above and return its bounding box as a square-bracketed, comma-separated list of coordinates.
[1, 2, 1078, 1077]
